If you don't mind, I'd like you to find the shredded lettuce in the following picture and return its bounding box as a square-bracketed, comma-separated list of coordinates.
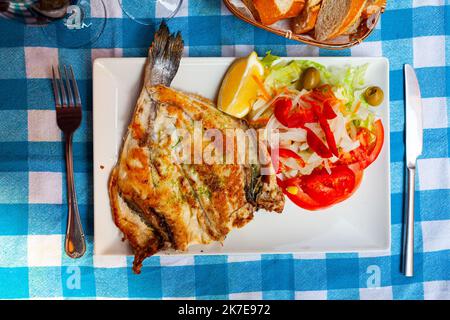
[264, 60, 303, 89]
[326, 64, 368, 107]
[260, 51, 280, 68]
[351, 112, 375, 131]
[360, 112, 375, 131]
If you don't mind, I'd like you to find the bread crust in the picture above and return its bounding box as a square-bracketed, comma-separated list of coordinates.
[328, 0, 367, 39]
[252, 0, 305, 25]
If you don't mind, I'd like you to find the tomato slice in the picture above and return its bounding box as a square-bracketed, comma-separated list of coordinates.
[286, 107, 316, 127]
[318, 116, 339, 157]
[305, 128, 333, 158]
[365, 120, 384, 167]
[301, 166, 356, 206]
[277, 177, 323, 211]
[273, 98, 316, 128]
[273, 98, 292, 127]
[322, 99, 338, 119]
[278, 165, 364, 211]
[338, 120, 384, 169]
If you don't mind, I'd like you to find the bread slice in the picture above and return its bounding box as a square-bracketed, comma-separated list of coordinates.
[331, 0, 366, 38]
[292, 0, 322, 34]
[252, 0, 305, 25]
[314, 0, 367, 41]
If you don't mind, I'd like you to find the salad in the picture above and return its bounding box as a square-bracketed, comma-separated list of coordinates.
[249, 53, 385, 210]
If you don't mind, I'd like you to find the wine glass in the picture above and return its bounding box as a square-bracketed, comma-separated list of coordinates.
[0, 0, 107, 48]
[39, 0, 107, 48]
[119, 0, 183, 25]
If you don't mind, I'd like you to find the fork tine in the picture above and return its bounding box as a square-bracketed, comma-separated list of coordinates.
[64, 65, 74, 107]
[51, 66, 61, 108]
[69, 65, 82, 107]
[58, 66, 68, 107]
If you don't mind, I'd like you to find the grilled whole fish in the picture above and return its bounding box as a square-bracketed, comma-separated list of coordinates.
[109, 22, 285, 273]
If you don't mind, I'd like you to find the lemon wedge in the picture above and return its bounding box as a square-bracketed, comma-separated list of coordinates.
[218, 52, 265, 118]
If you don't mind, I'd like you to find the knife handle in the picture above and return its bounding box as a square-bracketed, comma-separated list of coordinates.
[402, 167, 415, 277]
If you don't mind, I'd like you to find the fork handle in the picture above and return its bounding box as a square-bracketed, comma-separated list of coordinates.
[402, 167, 415, 277]
[64, 133, 86, 259]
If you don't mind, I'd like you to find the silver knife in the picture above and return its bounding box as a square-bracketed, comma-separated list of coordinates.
[402, 64, 423, 277]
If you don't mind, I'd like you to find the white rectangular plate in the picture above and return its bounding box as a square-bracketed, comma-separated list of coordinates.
[94, 57, 390, 256]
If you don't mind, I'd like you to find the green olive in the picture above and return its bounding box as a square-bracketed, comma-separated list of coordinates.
[300, 67, 321, 90]
[364, 86, 384, 106]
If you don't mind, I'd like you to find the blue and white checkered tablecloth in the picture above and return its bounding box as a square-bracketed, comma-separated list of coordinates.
[0, 0, 449, 300]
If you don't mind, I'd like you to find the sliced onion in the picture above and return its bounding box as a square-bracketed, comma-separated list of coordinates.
[299, 142, 309, 151]
[329, 155, 339, 163]
[290, 141, 301, 152]
[307, 152, 322, 163]
[252, 98, 266, 111]
[340, 131, 360, 152]
[357, 104, 370, 119]
[284, 169, 298, 178]
[290, 89, 308, 109]
[278, 128, 307, 142]
[279, 140, 292, 149]
[330, 113, 346, 147]
[298, 160, 322, 175]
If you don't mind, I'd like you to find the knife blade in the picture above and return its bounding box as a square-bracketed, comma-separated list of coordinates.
[405, 64, 423, 168]
[402, 64, 423, 277]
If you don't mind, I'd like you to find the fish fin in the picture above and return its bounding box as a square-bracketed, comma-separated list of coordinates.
[144, 21, 184, 87]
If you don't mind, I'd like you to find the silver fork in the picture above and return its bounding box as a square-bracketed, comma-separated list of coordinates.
[52, 65, 86, 259]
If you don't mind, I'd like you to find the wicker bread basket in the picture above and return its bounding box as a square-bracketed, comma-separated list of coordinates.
[223, 0, 385, 50]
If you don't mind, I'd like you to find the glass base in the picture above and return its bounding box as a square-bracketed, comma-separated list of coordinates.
[119, 0, 183, 26]
[41, 0, 106, 48]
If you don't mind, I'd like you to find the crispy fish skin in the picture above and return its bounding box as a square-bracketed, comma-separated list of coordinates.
[109, 22, 284, 274]
[109, 168, 162, 272]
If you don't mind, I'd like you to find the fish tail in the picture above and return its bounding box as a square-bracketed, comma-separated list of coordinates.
[144, 21, 184, 87]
